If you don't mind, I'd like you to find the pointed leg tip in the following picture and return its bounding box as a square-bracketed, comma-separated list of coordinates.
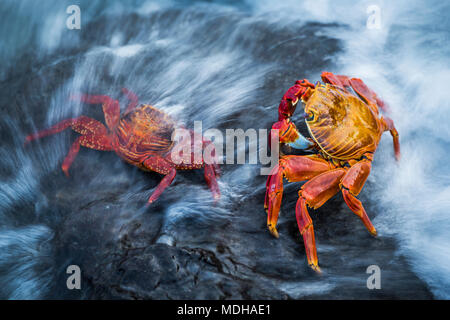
[370, 228, 378, 237]
[210, 191, 220, 205]
[144, 201, 154, 208]
[62, 167, 70, 178]
[310, 264, 322, 273]
[24, 135, 37, 146]
[145, 200, 154, 207]
[268, 225, 279, 238]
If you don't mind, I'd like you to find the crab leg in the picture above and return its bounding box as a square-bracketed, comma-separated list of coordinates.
[271, 118, 314, 150]
[295, 198, 317, 270]
[278, 79, 315, 120]
[122, 88, 139, 114]
[61, 134, 113, 177]
[202, 138, 221, 201]
[26, 118, 76, 143]
[348, 77, 390, 114]
[265, 155, 331, 238]
[70, 94, 120, 131]
[25, 116, 109, 142]
[70, 94, 112, 105]
[204, 164, 220, 201]
[321, 72, 388, 113]
[321, 72, 351, 91]
[340, 158, 377, 236]
[382, 117, 401, 161]
[297, 168, 346, 272]
[142, 156, 177, 205]
[26, 116, 112, 175]
[202, 138, 221, 177]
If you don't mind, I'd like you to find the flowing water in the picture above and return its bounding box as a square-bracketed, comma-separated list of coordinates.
[0, 0, 449, 299]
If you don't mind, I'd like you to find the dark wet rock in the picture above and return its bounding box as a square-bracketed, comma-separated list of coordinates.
[45, 179, 432, 299]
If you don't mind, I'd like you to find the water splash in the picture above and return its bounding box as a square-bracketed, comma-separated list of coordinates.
[0, 225, 54, 299]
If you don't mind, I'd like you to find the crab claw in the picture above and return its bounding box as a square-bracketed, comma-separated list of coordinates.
[271, 119, 299, 144]
[287, 135, 315, 151]
[278, 79, 315, 120]
[268, 224, 279, 239]
[270, 119, 314, 151]
[61, 165, 70, 178]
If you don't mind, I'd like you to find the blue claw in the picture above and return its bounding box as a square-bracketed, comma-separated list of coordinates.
[287, 133, 314, 150]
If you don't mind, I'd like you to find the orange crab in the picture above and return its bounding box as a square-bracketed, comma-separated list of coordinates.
[26, 88, 220, 205]
[265, 72, 400, 272]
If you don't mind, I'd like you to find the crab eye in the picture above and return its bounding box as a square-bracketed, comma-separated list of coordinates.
[306, 112, 315, 121]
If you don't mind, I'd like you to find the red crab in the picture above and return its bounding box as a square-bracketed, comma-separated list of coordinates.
[265, 72, 400, 272]
[26, 88, 220, 205]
